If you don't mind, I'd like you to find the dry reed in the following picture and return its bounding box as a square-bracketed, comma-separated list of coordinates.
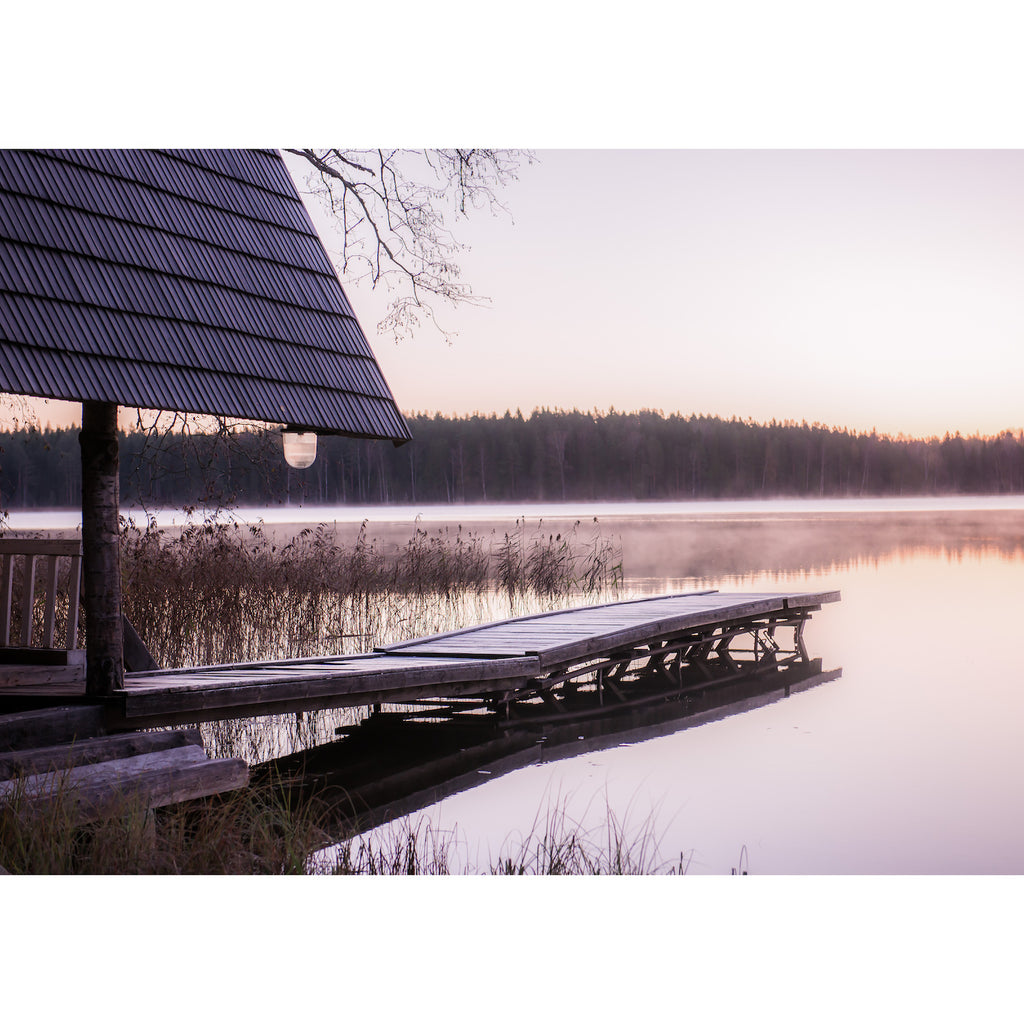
[1, 775, 693, 875]
[120, 517, 622, 669]
[323, 798, 690, 876]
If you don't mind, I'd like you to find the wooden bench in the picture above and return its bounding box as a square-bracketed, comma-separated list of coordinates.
[0, 539, 85, 690]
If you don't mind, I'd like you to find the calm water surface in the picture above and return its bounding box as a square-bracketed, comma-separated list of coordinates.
[331, 499, 1024, 874]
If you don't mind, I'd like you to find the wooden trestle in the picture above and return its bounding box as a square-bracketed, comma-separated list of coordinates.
[112, 589, 839, 728]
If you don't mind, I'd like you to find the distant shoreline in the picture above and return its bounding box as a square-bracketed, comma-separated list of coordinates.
[7, 495, 1024, 534]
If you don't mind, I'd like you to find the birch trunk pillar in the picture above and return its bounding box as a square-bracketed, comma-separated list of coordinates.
[79, 400, 123, 696]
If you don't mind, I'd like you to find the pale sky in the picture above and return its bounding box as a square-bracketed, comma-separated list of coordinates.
[288, 149, 1024, 440]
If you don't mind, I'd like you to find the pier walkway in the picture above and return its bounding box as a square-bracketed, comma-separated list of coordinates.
[114, 589, 839, 727]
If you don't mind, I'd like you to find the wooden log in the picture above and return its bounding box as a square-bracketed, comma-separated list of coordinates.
[0, 747, 249, 824]
[0, 728, 202, 780]
[0, 705, 108, 751]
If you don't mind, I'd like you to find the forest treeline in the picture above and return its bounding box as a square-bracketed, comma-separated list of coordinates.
[3, 409, 1024, 509]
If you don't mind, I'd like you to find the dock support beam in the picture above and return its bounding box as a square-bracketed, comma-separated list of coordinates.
[80, 400, 123, 696]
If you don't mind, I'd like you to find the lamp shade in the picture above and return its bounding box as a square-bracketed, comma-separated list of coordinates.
[282, 430, 317, 469]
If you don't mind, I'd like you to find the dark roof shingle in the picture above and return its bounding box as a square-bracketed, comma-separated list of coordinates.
[0, 149, 411, 442]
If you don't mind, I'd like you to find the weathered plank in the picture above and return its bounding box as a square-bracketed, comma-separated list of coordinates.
[119, 657, 541, 720]
[0, 704, 108, 750]
[0, 540, 84, 557]
[0, 728, 202, 780]
[382, 591, 837, 661]
[2, 743, 206, 791]
[0, 746, 249, 823]
[379, 590, 720, 653]
[0, 649, 87, 690]
[383, 592, 827, 669]
[114, 677, 518, 729]
[42, 555, 59, 647]
[123, 654, 541, 694]
[19, 553, 36, 647]
[66, 553, 81, 649]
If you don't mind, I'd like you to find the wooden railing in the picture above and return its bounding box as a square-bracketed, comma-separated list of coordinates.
[0, 539, 83, 651]
[0, 539, 86, 692]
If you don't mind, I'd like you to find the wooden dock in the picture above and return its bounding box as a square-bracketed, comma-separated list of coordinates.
[1, 588, 839, 823]
[113, 589, 838, 726]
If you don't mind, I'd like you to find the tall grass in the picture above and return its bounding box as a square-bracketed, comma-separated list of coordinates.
[1, 775, 692, 875]
[322, 796, 690, 875]
[0, 774, 332, 874]
[120, 517, 622, 669]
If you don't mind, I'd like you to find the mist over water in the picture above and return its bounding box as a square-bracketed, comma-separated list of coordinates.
[11, 494, 1024, 533]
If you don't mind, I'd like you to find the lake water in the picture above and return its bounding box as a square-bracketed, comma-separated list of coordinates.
[288, 497, 1024, 875]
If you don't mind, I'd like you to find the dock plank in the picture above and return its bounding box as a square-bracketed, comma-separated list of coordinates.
[0, 746, 249, 823]
[0, 729, 202, 780]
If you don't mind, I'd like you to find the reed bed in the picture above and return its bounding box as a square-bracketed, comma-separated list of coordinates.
[120, 517, 623, 669]
[120, 517, 622, 764]
[0, 775, 333, 874]
[324, 800, 690, 876]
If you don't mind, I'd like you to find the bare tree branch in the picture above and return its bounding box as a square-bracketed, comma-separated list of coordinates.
[285, 148, 534, 341]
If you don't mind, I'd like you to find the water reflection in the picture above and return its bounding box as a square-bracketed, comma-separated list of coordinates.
[255, 657, 841, 839]
[556, 510, 1024, 581]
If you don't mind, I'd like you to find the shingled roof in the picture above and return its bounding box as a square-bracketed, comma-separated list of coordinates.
[0, 149, 411, 443]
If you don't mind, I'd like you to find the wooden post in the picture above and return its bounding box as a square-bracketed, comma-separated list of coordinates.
[80, 400, 123, 696]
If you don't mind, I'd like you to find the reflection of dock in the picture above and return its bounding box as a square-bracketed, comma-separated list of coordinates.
[114, 590, 838, 727]
[259, 660, 843, 835]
